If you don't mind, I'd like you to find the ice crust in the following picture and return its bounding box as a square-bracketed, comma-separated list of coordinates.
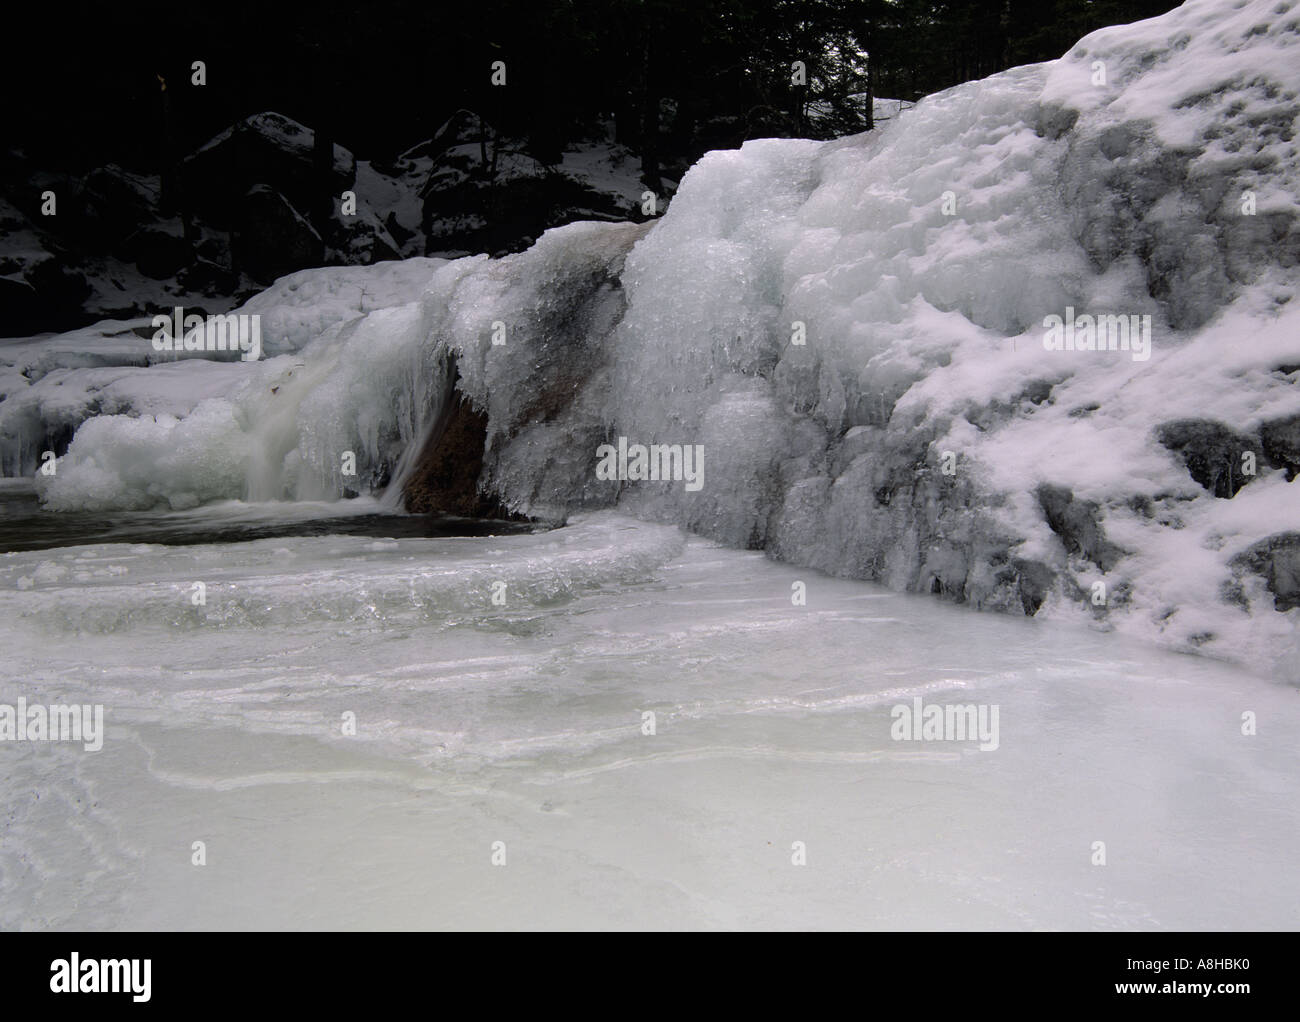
[6, 0, 1299, 673]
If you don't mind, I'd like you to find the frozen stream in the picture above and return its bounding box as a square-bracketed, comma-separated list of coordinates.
[0, 510, 1295, 930]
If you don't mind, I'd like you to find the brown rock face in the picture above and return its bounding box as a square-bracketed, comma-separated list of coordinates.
[404, 394, 493, 516]
[401, 362, 519, 519]
[401, 223, 651, 520]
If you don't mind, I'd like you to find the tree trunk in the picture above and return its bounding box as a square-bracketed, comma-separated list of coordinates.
[157, 73, 193, 240]
[639, 39, 661, 192]
[865, 53, 875, 131]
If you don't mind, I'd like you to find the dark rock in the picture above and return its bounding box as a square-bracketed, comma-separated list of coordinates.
[177, 257, 239, 295]
[182, 112, 355, 230]
[1034, 103, 1079, 139]
[231, 186, 323, 284]
[1037, 483, 1127, 571]
[78, 164, 159, 247]
[1013, 558, 1055, 615]
[1260, 412, 1300, 480]
[385, 211, 415, 247]
[333, 211, 401, 266]
[1157, 418, 1259, 497]
[403, 359, 517, 518]
[919, 540, 969, 599]
[195, 233, 231, 263]
[430, 109, 494, 158]
[964, 378, 1057, 431]
[16, 258, 92, 332]
[0, 274, 39, 336]
[1230, 532, 1300, 611]
[1099, 124, 1136, 159]
[123, 224, 192, 280]
[420, 138, 642, 257]
[1220, 209, 1300, 284]
[1019, 378, 1055, 405]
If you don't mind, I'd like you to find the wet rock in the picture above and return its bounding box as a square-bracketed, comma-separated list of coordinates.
[1260, 412, 1300, 480]
[1156, 418, 1259, 497]
[1230, 532, 1300, 611]
[1037, 483, 1127, 571]
[1012, 559, 1055, 616]
[403, 360, 518, 519]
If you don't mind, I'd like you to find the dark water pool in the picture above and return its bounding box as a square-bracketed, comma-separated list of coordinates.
[0, 487, 537, 553]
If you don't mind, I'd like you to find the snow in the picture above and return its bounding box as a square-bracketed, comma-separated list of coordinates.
[236, 256, 447, 357]
[806, 95, 912, 132]
[558, 141, 663, 209]
[189, 111, 356, 180]
[0, 514, 1297, 928]
[354, 158, 426, 258]
[2, 0, 1299, 932]
[5, 0, 1299, 675]
[0, 260, 446, 478]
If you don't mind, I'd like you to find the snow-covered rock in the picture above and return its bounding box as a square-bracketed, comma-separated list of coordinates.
[0, 258, 446, 475]
[9, 0, 1300, 677]
[231, 185, 324, 284]
[182, 111, 357, 230]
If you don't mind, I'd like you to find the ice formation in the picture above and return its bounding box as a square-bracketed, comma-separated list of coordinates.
[4, 0, 1299, 675]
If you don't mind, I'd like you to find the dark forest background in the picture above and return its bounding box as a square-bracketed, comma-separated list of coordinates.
[0, 0, 1181, 333]
[10, 0, 1178, 175]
